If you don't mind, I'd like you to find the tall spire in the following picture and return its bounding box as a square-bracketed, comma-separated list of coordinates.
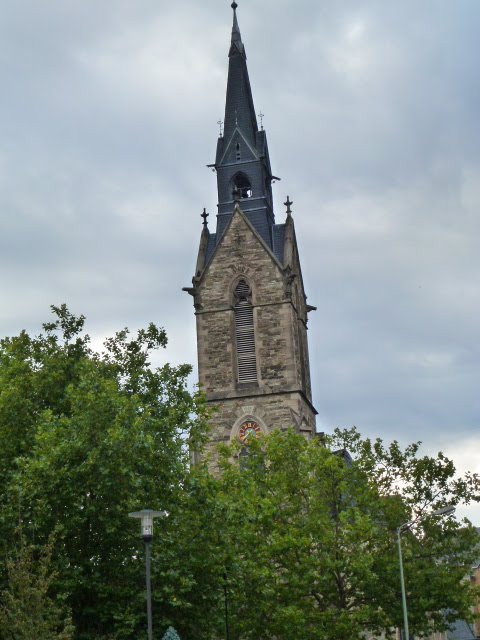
[223, 1, 257, 146]
[212, 4, 276, 250]
[230, 2, 243, 55]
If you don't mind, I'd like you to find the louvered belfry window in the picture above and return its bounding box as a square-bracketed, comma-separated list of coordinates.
[234, 279, 257, 384]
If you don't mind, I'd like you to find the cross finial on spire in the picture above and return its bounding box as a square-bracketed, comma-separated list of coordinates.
[284, 196, 293, 217]
[201, 208, 209, 227]
[258, 111, 264, 130]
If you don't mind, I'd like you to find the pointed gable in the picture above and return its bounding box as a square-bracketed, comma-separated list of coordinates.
[219, 127, 259, 166]
[198, 204, 284, 298]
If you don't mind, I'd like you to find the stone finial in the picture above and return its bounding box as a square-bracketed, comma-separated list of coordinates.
[233, 187, 241, 204]
[201, 208, 209, 227]
[284, 195, 293, 217]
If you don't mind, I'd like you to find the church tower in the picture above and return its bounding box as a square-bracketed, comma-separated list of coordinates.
[185, 3, 317, 461]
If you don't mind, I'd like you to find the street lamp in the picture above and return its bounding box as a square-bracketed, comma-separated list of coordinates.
[397, 505, 455, 640]
[129, 509, 167, 640]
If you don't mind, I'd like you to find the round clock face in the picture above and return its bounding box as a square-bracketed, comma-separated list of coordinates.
[239, 420, 261, 445]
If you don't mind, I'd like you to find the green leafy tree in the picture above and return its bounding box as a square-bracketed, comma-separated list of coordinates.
[0, 530, 74, 640]
[0, 305, 209, 640]
[187, 428, 480, 640]
[149, 465, 231, 639]
[1, 307, 478, 640]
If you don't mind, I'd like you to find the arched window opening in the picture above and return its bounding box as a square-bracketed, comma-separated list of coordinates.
[232, 173, 252, 199]
[236, 142, 241, 161]
[234, 280, 257, 384]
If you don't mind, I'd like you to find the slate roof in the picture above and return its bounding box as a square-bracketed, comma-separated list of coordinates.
[223, 3, 257, 149]
[200, 6, 293, 274]
[446, 619, 476, 640]
[205, 233, 217, 265]
[272, 224, 286, 264]
[211, 4, 277, 256]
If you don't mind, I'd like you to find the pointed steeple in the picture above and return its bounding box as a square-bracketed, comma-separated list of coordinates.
[185, 4, 317, 463]
[230, 2, 244, 55]
[223, 2, 258, 146]
[212, 3, 278, 252]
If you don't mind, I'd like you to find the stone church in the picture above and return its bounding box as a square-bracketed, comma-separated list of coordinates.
[184, 2, 317, 461]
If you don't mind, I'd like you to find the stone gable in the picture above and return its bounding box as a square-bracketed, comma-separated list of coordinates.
[190, 205, 316, 456]
[197, 207, 285, 312]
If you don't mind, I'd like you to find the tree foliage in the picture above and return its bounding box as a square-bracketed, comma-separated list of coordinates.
[176, 428, 480, 640]
[0, 305, 209, 639]
[0, 306, 478, 640]
[0, 530, 74, 640]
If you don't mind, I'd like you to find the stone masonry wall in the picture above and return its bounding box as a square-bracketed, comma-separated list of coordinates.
[196, 210, 301, 394]
[193, 206, 316, 456]
[203, 390, 317, 471]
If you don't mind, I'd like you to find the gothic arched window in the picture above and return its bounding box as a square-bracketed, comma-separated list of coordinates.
[234, 280, 257, 384]
[232, 173, 252, 199]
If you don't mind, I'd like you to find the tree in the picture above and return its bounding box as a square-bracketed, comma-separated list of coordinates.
[0, 530, 74, 640]
[148, 464, 232, 639]
[1, 307, 478, 640]
[186, 428, 480, 640]
[0, 305, 209, 640]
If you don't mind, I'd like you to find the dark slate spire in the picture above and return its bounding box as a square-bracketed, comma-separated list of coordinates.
[223, 2, 257, 147]
[212, 3, 279, 252]
[230, 2, 243, 55]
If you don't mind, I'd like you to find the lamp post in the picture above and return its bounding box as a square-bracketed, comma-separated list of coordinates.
[129, 509, 167, 640]
[223, 571, 230, 640]
[397, 505, 455, 640]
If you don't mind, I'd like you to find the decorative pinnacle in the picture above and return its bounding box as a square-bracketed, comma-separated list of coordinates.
[284, 196, 293, 217]
[231, 1, 238, 9]
[258, 111, 264, 130]
[201, 208, 209, 227]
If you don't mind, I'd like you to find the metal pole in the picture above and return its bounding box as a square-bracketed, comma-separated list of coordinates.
[394, 507, 454, 640]
[145, 539, 153, 640]
[397, 526, 409, 640]
[223, 572, 230, 640]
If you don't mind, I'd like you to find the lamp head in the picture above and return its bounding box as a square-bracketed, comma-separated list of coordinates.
[431, 505, 455, 517]
[128, 509, 167, 541]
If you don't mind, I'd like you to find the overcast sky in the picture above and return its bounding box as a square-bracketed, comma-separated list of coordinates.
[1, 0, 479, 521]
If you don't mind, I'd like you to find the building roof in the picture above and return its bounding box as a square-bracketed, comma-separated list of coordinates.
[446, 619, 476, 640]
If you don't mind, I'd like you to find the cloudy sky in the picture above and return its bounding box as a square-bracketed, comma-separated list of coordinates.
[1, 0, 479, 521]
